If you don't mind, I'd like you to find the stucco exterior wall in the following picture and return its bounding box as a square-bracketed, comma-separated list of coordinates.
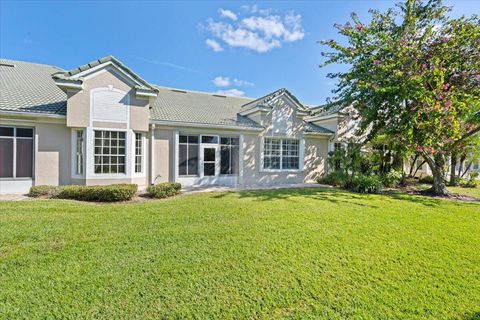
[152, 128, 174, 184]
[66, 67, 150, 130]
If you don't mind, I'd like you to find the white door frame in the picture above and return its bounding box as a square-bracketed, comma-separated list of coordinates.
[200, 144, 219, 181]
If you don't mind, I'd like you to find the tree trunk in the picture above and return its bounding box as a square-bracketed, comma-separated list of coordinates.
[449, 151, 458, 186]
[424, 153, 449, 196]
[409, 154, 419, 177]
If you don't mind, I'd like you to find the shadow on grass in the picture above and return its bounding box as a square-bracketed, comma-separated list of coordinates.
[211, 187, 477, 208]
[462, 312, 480, 320]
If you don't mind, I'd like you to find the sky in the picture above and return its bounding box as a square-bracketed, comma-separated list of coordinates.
[1, 0, 479, 105]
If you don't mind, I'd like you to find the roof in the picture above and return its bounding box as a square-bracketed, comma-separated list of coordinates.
[0, 59, 67, 116]
[310, 102, 346, 117]
[150, 86, 262, 129]
[303, 121, 334, 134]
[0, 58, 332, 134]
[240, 88, 309, 114]
[52, 55, 156, 92]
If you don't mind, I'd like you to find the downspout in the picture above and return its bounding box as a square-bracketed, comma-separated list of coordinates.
[149, 123, 155, 185]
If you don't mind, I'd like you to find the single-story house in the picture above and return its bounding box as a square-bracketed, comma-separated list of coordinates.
[0, 56, 352, 194]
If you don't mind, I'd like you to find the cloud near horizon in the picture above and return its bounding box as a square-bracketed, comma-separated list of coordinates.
[216, 88, 246, 97]
[203, 6, 305, 53]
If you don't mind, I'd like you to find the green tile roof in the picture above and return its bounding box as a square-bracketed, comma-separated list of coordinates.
[150, 86, 262, 129]
[0, 59, 67, 116]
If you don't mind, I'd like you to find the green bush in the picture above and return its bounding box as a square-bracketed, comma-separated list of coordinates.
[58, 184, 137, 202]
[460, 172, 479, 188]
[345, 175, 383, 194]
[418, 175, 434, 184]
[317, 171, 348, 186]
[29, 185, 61, 198]
[147, 182, 182, 199]
[381, 170, 404, 188]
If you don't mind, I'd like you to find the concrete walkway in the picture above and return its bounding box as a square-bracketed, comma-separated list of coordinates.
[181, 183, 332, 194]
[0, 194, 29, 201]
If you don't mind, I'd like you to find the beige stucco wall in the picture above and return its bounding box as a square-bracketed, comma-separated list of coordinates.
[66, 67, 150, 131]
[152, 128, 174, 184]
[0, 117, 72, 187]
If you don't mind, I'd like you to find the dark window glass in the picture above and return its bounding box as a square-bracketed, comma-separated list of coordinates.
[16, 139, 33, 177]
[0, 138, 14, 177]
[0, 127, 14, 137]
[220, 137, 231, 145]
[204, 163, 215, 176]
[220, 146, 230, 174]
[188, 145, 198, 175]
[231, 146, 239, 174]
[179, 135, 188, 143]
[16, 128, 33, 138]
[179, 144, 188, 176]
[188, 136, 199, 144]
[204, 148, 215, 161]
[201, 135, 218, 144]
[93, 130, 126, 174]
[231, 138, 239, 146]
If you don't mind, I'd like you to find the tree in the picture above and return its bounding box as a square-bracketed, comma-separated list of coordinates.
[320, 0, 480, 195]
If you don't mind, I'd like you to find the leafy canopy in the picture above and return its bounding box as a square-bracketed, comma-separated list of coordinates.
[320, 0, 480, 156]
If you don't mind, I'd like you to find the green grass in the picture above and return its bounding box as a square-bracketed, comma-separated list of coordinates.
[417, 183, 480, 199]
[1, 188, 479, 319]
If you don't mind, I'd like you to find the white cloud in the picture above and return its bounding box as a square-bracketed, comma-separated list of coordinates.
[212, 76, 254, 88]
[206, 38, 224, 52]
[233, 78, 254, 87]
[203, 8, 305, 53]
[218, 8, 237, 21]
[212, 76, 231, 87]
[216, 89, 245, 97]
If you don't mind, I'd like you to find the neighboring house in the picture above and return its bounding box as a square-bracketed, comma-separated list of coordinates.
[0, 56, 346, 194]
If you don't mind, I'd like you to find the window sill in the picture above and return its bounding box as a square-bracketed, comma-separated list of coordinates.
[0, 177, 34, 181]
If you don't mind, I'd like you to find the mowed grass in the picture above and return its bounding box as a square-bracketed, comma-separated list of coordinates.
[0, 188, 479, 319]
[448, 186, 480, 199]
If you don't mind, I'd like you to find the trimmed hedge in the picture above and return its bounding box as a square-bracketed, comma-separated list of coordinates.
[147, 182, 181, 199]
[58, 184, 138, 202]
[317, 171, 348, 186]
[29, 185, 61, 198]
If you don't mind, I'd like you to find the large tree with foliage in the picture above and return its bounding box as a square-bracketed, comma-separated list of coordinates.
[320, 0, 480, 195]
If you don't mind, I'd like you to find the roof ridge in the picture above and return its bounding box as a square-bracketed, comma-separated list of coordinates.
[153, 85, 255, 100]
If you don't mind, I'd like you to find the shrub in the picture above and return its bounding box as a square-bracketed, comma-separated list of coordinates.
[460, 172, 479, 188]
[147, 182, 182, 199]
[381, 170, 404, 188]
[58, 184, 137, 202]
[418, 175, 434, 184]
[317, 171, 348, 186]
[346, 175, 383, 194]
[29, 185, 61, 198]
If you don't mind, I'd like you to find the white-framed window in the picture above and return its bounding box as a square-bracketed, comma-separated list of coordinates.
[75, 130, 84, 175]
[135, 133, 143, 173]
[220, 137, 239, 175]
[179, 135, 199, 176]
[0, 126, 34, 179]
[263, 138, 300, 170]
[93, 130, 126, 174]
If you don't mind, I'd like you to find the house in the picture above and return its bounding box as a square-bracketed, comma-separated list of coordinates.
[0, 56, 349, 194]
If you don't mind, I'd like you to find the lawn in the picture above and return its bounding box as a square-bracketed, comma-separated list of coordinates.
[1, 188, 479, 319]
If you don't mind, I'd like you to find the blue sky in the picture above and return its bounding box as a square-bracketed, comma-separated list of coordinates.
[1, 1, 479, 105]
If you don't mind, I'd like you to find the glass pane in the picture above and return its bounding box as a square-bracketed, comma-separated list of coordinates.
[220, 146, 230, 174]
[179, 135, 188, 143]
[95, 131, 101, 138]
[16, 139, 33, 177]
[111, 165, 118, 174]
[188, 145, 198, 175]
[118, 165, 125, 173]
[231, 138, 239, 146]
[204, 148, 215, 162]
[201, 136, 218, 144]
[220, 137, 230, 145]
[179, 144, 187, 175]
[0, 127, 14, 137]
[231, 146, 239, 174]
[204, 163, 215, 176]
[94, 164, 101, 173]
[119, 132, 125, 139]
[95, 139, 102, 147]
[0, 138, 14, 177]
[188, 136, 199, 144]
[16, 128, 33, 138]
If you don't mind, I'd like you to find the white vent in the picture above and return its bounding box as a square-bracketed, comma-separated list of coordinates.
[92, 90, 128, 122]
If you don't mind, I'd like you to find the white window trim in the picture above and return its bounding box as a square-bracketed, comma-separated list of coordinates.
[133, 132, 146, 175]
[260, 136, 305, 173]
[70, 128, 85, 179]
